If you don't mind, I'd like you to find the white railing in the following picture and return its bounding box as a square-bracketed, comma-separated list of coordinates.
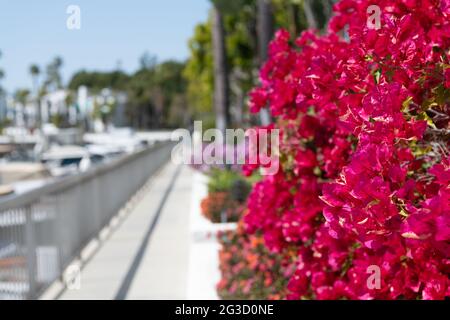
[0, 141, 174, 299]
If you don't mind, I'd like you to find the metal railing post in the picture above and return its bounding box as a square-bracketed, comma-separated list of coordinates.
[25, 206, 37, 299]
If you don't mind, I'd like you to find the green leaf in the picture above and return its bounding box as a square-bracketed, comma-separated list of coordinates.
[373, 69, 381, 84]
[399, 208, 409, 218]
[402, 96, 413, 112]
[434, 84, 450, 106]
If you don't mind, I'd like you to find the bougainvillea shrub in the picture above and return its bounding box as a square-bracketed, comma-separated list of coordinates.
[201, 191, 245, 222]
[243, 0, 449, 299]
[217, 221, 295, 300]
[201, 169, 252, 223]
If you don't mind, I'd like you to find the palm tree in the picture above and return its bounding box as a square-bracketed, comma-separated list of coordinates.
[0, 69, 5, 122]
[45, 56, 64, 91]
[303, 0, 319, 29]
[14, 89, 30, 127]
[0, 69, 4, 95]
[14, 89, 30, 106]
[210, 0, 230, 134]
[29, 64, 41, 128]
[321, 0, 333, 22]
[257, 0, 273, 65]
[257, 0, 273, 125]
[0, 50, 4, 95]
[30, 65, 40, 89]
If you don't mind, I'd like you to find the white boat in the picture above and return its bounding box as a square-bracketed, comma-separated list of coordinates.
[83, 128, 149, 154]
[41, 145, 92, 177]
[40, 143, 125, 177]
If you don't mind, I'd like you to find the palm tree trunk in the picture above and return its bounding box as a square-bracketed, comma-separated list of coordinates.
[257, 0, 273, 65]
[321, 0, 333, 22]
[303, 0, 318, 29]
[257, 0, 273, 125]
[211, 5, 230, 134]
[32, 78, 42, 129]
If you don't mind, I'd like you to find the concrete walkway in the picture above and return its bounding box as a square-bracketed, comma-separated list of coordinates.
[58, 162, 192, 300]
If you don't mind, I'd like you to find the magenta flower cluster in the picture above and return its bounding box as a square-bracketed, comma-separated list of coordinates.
[243, 0, 449, 299]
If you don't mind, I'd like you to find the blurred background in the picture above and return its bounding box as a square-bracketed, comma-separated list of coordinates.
[0, 0, 334, 300]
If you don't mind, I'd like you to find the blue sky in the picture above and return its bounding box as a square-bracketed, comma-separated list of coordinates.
[0, 0, 210, 93]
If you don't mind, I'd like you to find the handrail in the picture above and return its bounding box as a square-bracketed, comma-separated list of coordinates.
[0, 140, 175, 299]
[0, 142, 170, 211]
